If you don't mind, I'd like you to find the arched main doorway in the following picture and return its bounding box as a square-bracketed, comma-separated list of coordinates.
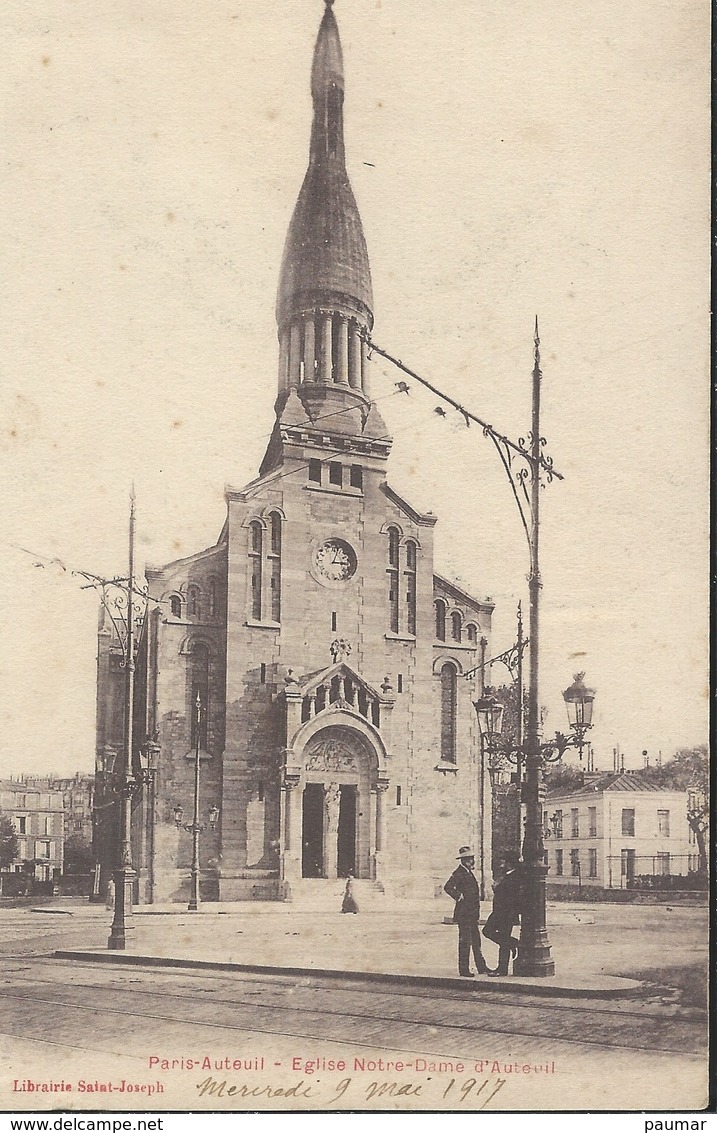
[299, 725, 375, 880]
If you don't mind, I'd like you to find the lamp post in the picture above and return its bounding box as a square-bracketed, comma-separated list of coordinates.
[174, 693, 219, 912]
[474, 692, 504, 899]
[466, 605, 527, 854]
[370, 325, 586, 976]
[475, 670, 595, 975]
[108, 493, 138, 951]
[139, 735, 161, 905]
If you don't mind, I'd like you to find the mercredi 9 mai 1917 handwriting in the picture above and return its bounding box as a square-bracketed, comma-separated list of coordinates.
[195, 1075, 508, 1107]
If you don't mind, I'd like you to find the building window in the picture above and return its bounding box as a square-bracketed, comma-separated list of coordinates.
[396, 786, 402, 806]
[404, 540, 417, 636]
[43, 816, 52, 836]
[621, 808, 635, 837]
[187, 585, 201, 619]
[269, 513, 282, 622]
[434, 599, 446, 641]
[657, 809, 670, 837]
[588, 848, 598, 878]
[249, 521, 262, 621]
[260, 663, 266, 684]
[208, 580, 217, 619]
[350, 465, 363, 489]
[331, 612, 337, 632]
[329, 462, 342, 487]
[397, 674, 403, 693]
[190, 643, 210, 749]
[571, 808, 579, 838]
[553, 810, 563, 839]
[387, 528, 399, 634]
[170, 595, 181, 618]
[657, 852, 670, 876]
[466, 623, 477, 645]
[451, 611, 462, 643]
[588, 806, 597, 838]
[309, 459, 321, 484]
[570, 849, 580, 877]
[39, 841, 51, 859]
[440, 662, 458, 763]
[555, 849, 563, 876]
[18, 817, 27, 835]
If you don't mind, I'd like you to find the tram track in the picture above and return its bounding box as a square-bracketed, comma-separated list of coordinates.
[0, 957, 704, 1058]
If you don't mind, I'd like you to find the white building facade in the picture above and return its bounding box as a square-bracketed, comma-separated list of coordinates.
[545, 773, 693, 891]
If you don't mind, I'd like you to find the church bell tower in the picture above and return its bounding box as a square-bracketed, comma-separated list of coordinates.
[261, 0, 389, 474]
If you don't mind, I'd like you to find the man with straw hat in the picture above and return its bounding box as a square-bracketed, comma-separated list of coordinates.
[444, 845, 492, 977]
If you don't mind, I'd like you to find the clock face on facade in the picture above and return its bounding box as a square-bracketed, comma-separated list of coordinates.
[314, 539, 357, 583]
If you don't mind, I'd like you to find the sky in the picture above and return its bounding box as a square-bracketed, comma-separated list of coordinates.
[1, 0, 709, 776]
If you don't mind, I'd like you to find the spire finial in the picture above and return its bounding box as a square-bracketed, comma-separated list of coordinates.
[533, 316, 541, 370]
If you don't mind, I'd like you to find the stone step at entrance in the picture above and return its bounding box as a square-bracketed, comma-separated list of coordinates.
[285, 877, 385, 910]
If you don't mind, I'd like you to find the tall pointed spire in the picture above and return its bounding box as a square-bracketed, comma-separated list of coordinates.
[274, 1, 374, 433]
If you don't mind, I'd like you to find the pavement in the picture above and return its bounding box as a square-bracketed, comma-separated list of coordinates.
[50, 894, 657, 999]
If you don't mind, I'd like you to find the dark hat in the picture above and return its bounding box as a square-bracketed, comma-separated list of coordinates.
[456, 845, 474, 859]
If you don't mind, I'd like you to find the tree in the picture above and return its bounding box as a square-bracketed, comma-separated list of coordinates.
[544, 761, 587, 794]
[63, 834, 94, 875]
[641, 746, 709, 873]
[0, 812, 20, 871]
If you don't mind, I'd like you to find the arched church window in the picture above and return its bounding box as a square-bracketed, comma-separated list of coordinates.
[440, 662, 458, 763]
[434, 599, 446, 641]
[387, 527, 399, 633]
[189, 642, 209, 750]
[187, 586, 201, 620]
[207, 579, 217, 620]
[451, 611, 462, 643]
[170, 595, 181, 618]
[268, 512, 282, 623]
[466, 623, 477, 645]
[404, 539, 417, 636]
[249, 521, 263, 621]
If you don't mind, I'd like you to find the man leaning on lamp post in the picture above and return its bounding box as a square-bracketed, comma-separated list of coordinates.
[482, 853, 524, 976]
[444, 846, 493, 977]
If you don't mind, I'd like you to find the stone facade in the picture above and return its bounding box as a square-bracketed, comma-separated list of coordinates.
[95, 3, 496, 903]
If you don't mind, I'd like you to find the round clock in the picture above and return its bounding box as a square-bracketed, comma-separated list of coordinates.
[314, 539, 357, 583]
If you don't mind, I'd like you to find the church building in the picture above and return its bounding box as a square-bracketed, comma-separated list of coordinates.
[95, 1, 495, 903]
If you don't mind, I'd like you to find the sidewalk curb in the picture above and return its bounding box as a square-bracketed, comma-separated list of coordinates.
[53, 949, 641, 999]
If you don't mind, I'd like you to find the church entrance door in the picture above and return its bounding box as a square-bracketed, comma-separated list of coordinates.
[293, 725, 379, 881]
[301, 783, 324, 878]
[337, 785, 357, 878]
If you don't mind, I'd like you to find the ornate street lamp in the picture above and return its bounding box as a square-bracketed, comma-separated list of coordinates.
[562, 672, 595, 761]
[473, 691, 505, 899]
[474, 692, 505, 745]
[174, 693, 219, 912]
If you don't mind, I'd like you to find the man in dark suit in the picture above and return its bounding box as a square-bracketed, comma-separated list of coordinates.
[444, 845, 491, 977]
[482, 854, 524, 976]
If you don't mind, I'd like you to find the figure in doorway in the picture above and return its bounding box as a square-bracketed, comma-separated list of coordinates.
[482, 854, 524, 976]
[341, 875, 359, 914]
[443, 845, 492, 977]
